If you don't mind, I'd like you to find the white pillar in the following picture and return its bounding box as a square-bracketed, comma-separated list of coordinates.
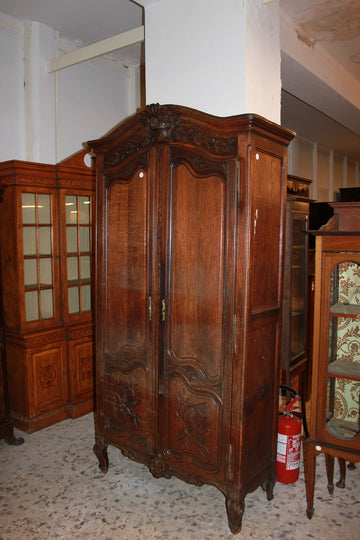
[137, 0, 281, 122]
[24, 21, 57, 163]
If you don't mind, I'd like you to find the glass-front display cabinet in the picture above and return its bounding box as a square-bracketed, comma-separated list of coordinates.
[281, 175, 312, 395]
[0, 150, 95, 432]
[304, 202, 360, 518]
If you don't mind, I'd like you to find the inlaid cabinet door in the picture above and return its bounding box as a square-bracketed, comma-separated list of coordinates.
[31, 344, 67, 413]
[158, 148, 237, 483]
[99, 151, 158, 458]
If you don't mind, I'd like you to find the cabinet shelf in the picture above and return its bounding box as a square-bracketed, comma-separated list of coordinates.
[25, 283, 53, 291]
[330, 303, 360, 318]
[326, 418, 359, 440]
[291, 311, 305, 318]
[67, 278, 92, 286]
[328, 360, 360, 381]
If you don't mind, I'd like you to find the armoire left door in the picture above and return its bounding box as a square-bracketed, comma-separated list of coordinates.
[94, 149, 158, 468]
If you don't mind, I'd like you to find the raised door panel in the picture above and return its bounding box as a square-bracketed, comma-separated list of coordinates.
[68, 339, 94, 402]
[100, 154, 157, 458]
[159, 150, 236, 483]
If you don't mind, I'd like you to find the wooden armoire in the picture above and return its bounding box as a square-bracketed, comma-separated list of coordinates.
[88, 104, 294, 534]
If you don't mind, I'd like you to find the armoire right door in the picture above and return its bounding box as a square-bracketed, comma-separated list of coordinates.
[157, 146, 238, 489]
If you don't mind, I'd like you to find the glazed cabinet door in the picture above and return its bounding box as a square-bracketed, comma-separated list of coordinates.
[315, 250, 360, 453]
[97, 151, 158, 460]
[157, 148, 237, 485]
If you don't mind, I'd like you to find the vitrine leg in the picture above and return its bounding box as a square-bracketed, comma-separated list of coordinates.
[325, 453, 335, 494]
[5, 431, 24, 446]
[336, 458, 346, 488]
[225, 493, 245, 534]
[93, 439, 109, 473]
[303, 441, 316, 519]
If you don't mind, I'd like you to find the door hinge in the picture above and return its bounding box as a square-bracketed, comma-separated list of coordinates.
[148, 295, 152, 322]
[233, 314, 237, 354]
[228, 443, 233, 481]
[161, 299, 166, 322]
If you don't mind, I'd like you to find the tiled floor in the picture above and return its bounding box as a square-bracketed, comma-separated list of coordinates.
[1, 413, 359, 539]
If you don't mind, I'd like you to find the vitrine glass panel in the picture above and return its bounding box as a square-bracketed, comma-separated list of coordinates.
[39, 227, 52, 255]
[39, 258, 52, 286]
[325, 261, 360, 440]
[66, 227, 78, 253]
[80, 256, 91, 280]
[65, 194, 92, 315]
[22, 193, 36, 224]
[80, 227, 90, 252]
[23, 227, 37, 256]
[24, 259, 37, 288]
[40, 289, 54, 319]
[81, 284, 91, 311]
[38, 194, 51, 224]
[67, 258, 79, 283]
[79, 196, 90, 224]
[66, 196, 77, 224]
[22, 192, 54, 322]
[25, 291, 39, 321]
[68, 287, 80, 314]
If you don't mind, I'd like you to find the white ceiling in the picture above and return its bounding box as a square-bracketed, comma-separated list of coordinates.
[1, 0, 360, 161]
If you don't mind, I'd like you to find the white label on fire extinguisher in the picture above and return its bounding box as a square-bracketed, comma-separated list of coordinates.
[277, 433, 301, 469]
[277, 433, 287, 463]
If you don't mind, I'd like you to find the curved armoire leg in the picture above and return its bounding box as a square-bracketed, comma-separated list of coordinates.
[225, 494, 245, 535]
[93, 439, 109, 473]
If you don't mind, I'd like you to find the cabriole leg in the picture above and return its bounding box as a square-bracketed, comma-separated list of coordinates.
[93, 439, 109, 473]
[225, 494, 245, 535]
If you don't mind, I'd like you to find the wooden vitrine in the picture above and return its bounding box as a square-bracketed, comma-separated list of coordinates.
[88, 104, 294, 533]
[0, 150, 95, 432]
[304, 202, 360, 518]
[281, 176, 312, 395]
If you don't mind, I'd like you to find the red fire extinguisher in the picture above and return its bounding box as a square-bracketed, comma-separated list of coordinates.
[277, 387, 302, 484]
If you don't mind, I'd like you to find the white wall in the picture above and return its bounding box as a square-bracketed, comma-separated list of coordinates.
[142, 0, 281, 122]
[0, 12, 140, 164]
[0, 14, 25, 161]
[288, 135, 359, 201]
[56, 38, 133, 160]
